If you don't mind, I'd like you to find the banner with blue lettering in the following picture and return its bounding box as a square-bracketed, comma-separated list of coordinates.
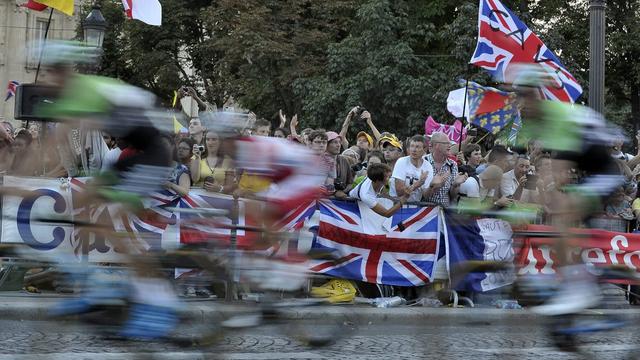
[1, 176, 75, 254]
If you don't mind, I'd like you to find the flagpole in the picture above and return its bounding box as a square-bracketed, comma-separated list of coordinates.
[458, 77, 470, 149]
[34, 8, 54, 84]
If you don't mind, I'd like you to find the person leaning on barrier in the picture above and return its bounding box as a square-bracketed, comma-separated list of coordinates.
[349, 163, 409, 217]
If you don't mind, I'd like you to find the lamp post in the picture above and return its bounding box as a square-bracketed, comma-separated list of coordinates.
[82, 4, 107, 48]
[589, 0, 606, 114]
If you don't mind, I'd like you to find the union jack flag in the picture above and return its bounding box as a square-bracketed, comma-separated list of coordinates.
[5, 80, 19, 102]
[148, 189, 249, 247]
[470, 0, 582, 103]
[311, 200, 441, 286]
[69, 178, 175, 258]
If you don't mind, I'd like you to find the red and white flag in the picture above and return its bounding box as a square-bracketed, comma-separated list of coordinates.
[23, 0, 48, 11]
[121, 0, 162, 26]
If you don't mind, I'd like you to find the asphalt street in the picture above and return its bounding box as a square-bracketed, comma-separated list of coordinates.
[1, 316, 639, 360]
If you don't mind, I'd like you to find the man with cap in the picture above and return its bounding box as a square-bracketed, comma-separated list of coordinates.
[356, 131, 374, 151]
[380, 134, 404, 169]
[326, 131, 355, 197]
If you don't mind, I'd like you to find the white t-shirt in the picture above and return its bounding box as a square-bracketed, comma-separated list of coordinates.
[101, 147, 122, 171]
[348, 178, 378, 208]
[459, 177, 480, 198]
[390, 156, 434, 202]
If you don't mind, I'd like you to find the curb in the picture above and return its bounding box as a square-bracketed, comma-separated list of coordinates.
[3, 297, 640, 325]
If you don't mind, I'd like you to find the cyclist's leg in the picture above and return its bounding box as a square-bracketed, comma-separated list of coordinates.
[534, 154, 623, 315]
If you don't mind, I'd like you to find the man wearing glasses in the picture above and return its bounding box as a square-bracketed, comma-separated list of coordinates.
[424, 132, 468, 207]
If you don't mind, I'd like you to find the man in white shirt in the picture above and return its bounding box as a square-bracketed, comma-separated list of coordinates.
[390, 135, 434, 202]
[350, 163, 407, 217]
[101, 137, 124, 171]
[501, 154, 537, 203]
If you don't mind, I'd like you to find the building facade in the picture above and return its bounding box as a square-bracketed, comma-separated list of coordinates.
[0, 0, 84, 124]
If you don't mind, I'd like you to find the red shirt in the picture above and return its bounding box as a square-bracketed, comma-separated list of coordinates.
[118, 147, 138, 161]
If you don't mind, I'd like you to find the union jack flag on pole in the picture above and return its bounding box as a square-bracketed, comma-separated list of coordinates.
[470, 0, 582, 103]
[5, 80, 19, 102]
[311, 200, 441, 286]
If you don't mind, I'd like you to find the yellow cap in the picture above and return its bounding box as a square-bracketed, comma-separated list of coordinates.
[379, 134, 403, 150]
[356, 131, 374, 146]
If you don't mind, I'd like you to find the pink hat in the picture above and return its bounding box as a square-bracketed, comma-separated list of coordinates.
[326, 131, 341, 142]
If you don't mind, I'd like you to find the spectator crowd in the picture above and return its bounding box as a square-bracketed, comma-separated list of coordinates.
[2, 90, 640, 231]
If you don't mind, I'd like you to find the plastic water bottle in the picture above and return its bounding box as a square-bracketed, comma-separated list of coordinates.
[374, 296, 406, 308]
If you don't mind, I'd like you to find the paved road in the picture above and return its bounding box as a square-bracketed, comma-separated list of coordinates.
[1, 316, 639, 360]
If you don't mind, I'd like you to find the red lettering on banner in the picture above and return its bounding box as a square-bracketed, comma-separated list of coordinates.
[517, 226, 640, 278]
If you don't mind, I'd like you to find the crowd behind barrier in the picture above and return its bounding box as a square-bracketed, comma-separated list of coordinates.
[2, 103, 640, 300]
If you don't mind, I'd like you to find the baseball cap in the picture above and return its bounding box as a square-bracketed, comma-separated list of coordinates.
[356, 131, 373, 146]
[379, 134, 403, 150]
[326, 131, 341, 142]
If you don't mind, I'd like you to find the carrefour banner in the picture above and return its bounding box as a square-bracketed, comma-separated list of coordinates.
[516, 225, 640, 277]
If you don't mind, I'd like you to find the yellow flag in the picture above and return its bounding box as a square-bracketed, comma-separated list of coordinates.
[38, 0, 74, 16]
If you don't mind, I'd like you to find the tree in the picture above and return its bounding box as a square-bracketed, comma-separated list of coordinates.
[295, 0, 480, 139]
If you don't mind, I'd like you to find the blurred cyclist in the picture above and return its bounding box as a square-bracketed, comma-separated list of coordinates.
[18, 42, 182, 340]
[201, 111, 326, 241]
[506, 63, 624, 315]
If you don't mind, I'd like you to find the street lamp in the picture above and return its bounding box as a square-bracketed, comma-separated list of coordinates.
[82, 4, 107, 48]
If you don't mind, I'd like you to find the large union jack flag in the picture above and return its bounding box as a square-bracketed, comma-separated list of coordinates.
[470, 0, 582, 103]
[311, 200, 441, 287]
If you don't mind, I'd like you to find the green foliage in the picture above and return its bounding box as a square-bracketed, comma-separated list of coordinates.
[93, 0, 640, 142]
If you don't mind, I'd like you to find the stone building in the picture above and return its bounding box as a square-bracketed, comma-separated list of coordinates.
[0, 0, 84, 124]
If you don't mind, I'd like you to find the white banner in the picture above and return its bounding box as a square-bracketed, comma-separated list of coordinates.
[1, 176, 180, 263]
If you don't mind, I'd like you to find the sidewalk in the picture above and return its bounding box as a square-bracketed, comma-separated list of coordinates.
[2, 292, 640, 325]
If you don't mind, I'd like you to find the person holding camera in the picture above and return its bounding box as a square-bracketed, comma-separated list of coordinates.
[500, 154, 538, 203]
[338, 106, 381, 152]
[190, 130, 234, 193]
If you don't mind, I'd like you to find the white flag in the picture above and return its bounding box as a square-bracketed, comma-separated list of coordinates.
[446, 87, 470, 120]
[122, 0, 162, 26]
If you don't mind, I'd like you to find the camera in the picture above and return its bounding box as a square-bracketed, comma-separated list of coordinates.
[525, 173, 538, 190]
[196, 145, 205, 153]
[334, 180, 346, 191]
[354, 106, 367, 120]
[468, 128, 478, 137]
[351, 162, 367, 172]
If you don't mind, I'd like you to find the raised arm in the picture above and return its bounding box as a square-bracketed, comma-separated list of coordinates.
[339, 107, 358, 149]
[362, 111, 382, 142]
[278, 109, 287, 129]
[289, 114, 300, 141]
